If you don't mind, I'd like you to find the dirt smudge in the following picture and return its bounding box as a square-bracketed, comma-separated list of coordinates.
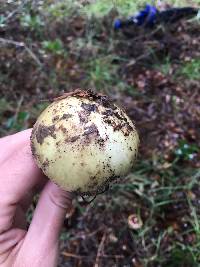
[83, 123, 99, 136]
[35, 124, 56, 145]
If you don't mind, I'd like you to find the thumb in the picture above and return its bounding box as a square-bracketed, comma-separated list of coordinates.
[18, 181, 73, 264]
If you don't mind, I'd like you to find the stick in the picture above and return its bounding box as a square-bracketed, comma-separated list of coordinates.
[0, 37, 42, 67]
[2, 0, 34, 23]
[61, 252, 85, 259]
[61, 251, 124, 259]
[94, 233, 106, 267]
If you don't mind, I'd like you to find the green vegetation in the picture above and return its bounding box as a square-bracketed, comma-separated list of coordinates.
[44, 0, 80, 19]
[42, 39, 66, 55]
[83, 0, 147, 17]
[154, 56, 172, 76]
[6, 111, 30, 131]
[86, 56, 118, 91]
[0, 15, 6, 27]
[109, 163, 200, 266]
[179, 58, 200, 80]
[165, 247, 196, 267]
[20, 14, 44, 31]
[83, 0, 199, 17]
[0, 98, 12, 115]
[175, 140, 199, 161]
[0, 100, 49, 136]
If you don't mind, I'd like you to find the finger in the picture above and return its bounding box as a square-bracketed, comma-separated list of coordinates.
[0, 228, 26, 255]
[0, 229, 26, 266]
[0, 129, 47, 233]
[0, 129, 32, 164]
[19, 182, 73, 261]
[0, 228, 26, 265]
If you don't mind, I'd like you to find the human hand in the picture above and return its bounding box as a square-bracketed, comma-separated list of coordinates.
[0, 129, 73, 267]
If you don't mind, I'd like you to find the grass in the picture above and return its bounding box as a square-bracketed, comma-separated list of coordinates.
[83, 0, 200, 17]
[165, 247, 196, 267]
[0, 100, 49, 135]
[6, 111, 30, 131]
[108, 163, 200, 266]
[84, 55, 134, 95]
[153, 56, 172, 76]
[42, 0, 200, 20]
[178, 58, 200, 80]
[175, 140, 199, 161]
[44, 0, 81, 20]
[85, 56, 118, 91]
[83, 0, 147, 17]
[20, 13, 44, 31]
[0, 98, 12, 115]
[42, 39, 66, 55]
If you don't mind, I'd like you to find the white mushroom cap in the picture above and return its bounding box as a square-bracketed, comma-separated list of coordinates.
[31, 90, 139, 195]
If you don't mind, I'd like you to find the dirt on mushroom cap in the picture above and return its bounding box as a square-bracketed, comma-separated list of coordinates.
[31, 89, 139, 196]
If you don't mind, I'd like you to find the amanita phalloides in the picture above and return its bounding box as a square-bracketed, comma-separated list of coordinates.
[31, 90, 139, 196]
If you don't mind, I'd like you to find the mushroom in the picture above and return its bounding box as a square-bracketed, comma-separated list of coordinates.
[128, 214, 143, 230]
[31, 89, 139, 196]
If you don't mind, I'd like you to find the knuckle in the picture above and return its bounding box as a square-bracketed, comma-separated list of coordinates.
[48, 185, 72, 210]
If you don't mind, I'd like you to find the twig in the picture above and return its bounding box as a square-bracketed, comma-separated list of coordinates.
[94, 233, 106, 267]
[61, 251, 124, 259]
[126, 47, 161, 67]
[183, 89, 198, 111]
[24, 45, 42, 67]
[61, 252, 85, 259]
[3, 0, 30, 23]
[14, 95, 24, 118]
[0, 37, 24, 47]
[120, 25, 162, 43]
[0, 37, 42, 68]
[69, 227, 104, 241]
[101, 254, 124, 259]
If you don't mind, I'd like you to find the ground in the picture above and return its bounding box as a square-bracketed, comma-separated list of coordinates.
[0, 1, 200, 266]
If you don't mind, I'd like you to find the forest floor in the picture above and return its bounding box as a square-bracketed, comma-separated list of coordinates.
[0, 1, 200, 266]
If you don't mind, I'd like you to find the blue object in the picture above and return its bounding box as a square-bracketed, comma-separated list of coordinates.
[114, 19, 122, 29]
[134, 4, 157, 26]
[114, 4, 158, 29]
